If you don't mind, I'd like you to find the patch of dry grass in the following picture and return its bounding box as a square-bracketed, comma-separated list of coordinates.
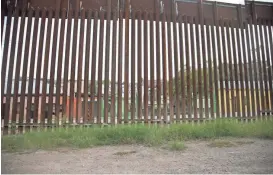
[113, 150, 137, 156]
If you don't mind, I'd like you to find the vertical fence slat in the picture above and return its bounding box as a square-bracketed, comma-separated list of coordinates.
[124, 1, 130, 124]
[155, 6, 161, 121]
[161, 12, 167, 122]
[249, 18, 260, 116]
[69, 9, 79, 124]
[201, 19, 208, 119]
[143, 11, 149, 123]
[264, 20, 273, 111]
[1, 9, 4, 37]
[190, 17, 197, 119]
[47, 8, 60, 125]
[55, 9, 66, 125]
[185, 16, 192, 119]
[226, 21, 235, 117]
[62, 9, 72, 124]
[211, 22, 219, 118]
[196, 17, 203, 119]
[20, 8, 33, 129]
[33, 8, 46, 125]
[231, 19, 241, 118]
[1, 7, 12, 109]
[75, 8, 85, 123]
[167, 14, 174, 122]
[253, 19, 264, 116]
[149, 13, 155, 121]
[259, 20, 270, 112]
[245, 19, 256, 117]
[97, 10, 105, 124]
[217, 19, 225, 118]
[172, 11, 180, 121]
[205, 19, 214, 118]
[11, 8, 27, 124]
[83, 9, 92, 123]
[40, 8, 53, 125]
[110, 11, 118, 124]
[129, 10, 135, 122]
[90, 11, 98, 123]
[221, 21, 229, 118]
[117, 10, 123, 123]
[104, 0, 112, 124]
[4, 7, 19, 126]
[242, 22, 251, 118]
[270, 20, 273, 110]
[137, 11, 142, 121]
[25, 8, 40, 125]
[236, 6, 245, 118]
[179, 16, 186, 119]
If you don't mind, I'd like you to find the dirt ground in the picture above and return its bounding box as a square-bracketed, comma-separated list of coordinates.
[2, 138, 273, 174]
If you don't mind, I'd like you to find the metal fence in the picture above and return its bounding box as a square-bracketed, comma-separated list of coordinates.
[1, 0, 273, 131]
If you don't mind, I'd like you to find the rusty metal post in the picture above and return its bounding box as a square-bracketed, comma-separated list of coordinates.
[123, 0, 130, 123]
[75, 8, 85, 123]
[236, 5, 246, 118]
[62, 9, 73, 124]
[4, 7, 19, 126]
[55, 9, 67, 125]
[242, 21, 251, 118]
[155, 2, 161, 121]
[166, 14, 174, 122]
[11, 7, 27, 125]
[25, 8, 40, 125]
[137, 11, 142, 122]
[161, 12, 167, 122]
[185, 16, 192, 120]
[1, 7, 12, 107]
[190, 17, 197, 120]
[220, 20, 229, 118]
[205, 19, 214, 118]
[33, 8, 47, 124]
[212, 2, 219, 118]
[48, 6, 61, 125]
[143, 11, 149, 123]
[97, 10, 105, 124]
[172, 2, 180, 121]
[230, 18, 241, 118]
[149, 12, 155, 121]
[258, 20, 270, 112]
[110, 11, 118, 124]
[196, 4, 203, 119]
[117, 10, 124, 123]
[179, 16, 186, 119]
[40, 8, 53, 125]
[83, 9, 92, 123]
[264, 20, 273, 111]
[90, 11, 99, 123]
[104, 0, 112, 124]
[226, 20, 235, 117]
[130, 10, 136, 123]
[216, 19, 225, 118]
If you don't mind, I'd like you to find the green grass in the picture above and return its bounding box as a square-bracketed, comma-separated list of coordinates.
[2, 119, 273, 152]
[164, 141, 186, 151]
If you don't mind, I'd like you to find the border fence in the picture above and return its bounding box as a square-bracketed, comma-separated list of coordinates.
[1, 0, 273, 133]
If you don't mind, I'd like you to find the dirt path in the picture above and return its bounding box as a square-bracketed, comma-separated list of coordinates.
[2, 138, 273, 174]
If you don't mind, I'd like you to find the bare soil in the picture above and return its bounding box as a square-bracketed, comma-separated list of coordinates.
[2, 138, 273, 174]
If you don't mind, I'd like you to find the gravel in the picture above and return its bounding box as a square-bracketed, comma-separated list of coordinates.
[2, 138, 273, 174]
